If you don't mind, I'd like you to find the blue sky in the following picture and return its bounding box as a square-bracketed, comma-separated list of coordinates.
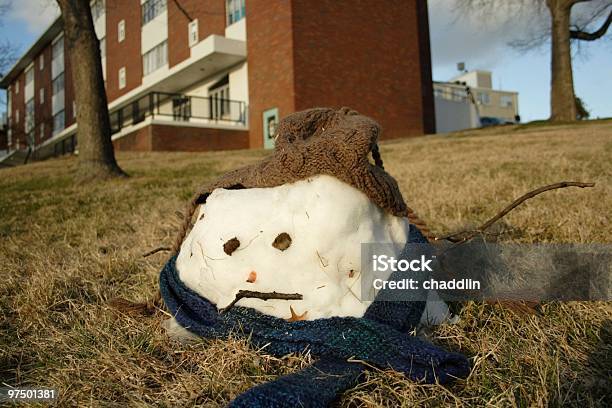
[1, 0, 610, 122]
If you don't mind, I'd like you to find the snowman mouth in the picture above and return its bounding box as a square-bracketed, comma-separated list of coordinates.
[221, 289, 303, 314]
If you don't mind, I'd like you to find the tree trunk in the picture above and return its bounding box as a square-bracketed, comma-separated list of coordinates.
[547, 0, 577, 122]
[56, 0, 126, 180]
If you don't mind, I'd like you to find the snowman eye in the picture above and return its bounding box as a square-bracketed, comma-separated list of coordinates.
[223, 237, 240, 256]
[272, 233, 292, 251]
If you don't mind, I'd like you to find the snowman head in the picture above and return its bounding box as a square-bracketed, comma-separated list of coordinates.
[175, 175, 410, 320]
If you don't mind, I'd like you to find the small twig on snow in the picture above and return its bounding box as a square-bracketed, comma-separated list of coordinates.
[221, 290, 303, 314]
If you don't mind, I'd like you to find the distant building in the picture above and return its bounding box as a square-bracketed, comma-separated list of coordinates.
[434, 70, 519, 133]
[0, 0, 435, 162]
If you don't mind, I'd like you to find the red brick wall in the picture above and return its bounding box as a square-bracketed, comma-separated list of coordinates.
[113, 124, 249, 151]
[9, 71, 25, 149]
[113, 126, 152, 151]
[290, 0, 429, 140]
[167, 0, 227, 68]
[416, 0, 436, 134]
[106, 0, 142, 102]
[246, 0, 434, 145]
[34, 45, 54, 145]
[246, 0, 296, 148]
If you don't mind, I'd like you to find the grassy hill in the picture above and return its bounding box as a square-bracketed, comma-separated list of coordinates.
[1, 121, 611, 406]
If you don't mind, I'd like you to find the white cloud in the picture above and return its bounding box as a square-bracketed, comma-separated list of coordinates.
[7, 0, 59, 35]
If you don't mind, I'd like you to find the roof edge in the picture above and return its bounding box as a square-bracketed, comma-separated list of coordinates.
[0, 16, 63, 89]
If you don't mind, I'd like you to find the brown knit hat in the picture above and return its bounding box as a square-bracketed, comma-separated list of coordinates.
[173, 107, 430, 252]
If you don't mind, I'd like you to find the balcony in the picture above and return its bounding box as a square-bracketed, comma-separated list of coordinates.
[109, 91, 247, 135]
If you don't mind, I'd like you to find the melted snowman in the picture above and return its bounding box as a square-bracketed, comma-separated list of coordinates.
[167, 175, 453, 339]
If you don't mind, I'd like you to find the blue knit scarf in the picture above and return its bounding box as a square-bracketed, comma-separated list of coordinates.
[160, 227, 470, 407]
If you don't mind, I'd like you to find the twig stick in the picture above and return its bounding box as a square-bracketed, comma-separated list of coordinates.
[435, 181, 595, 243]
[221, 290, 302, 313]
[142, 246, 172, 258]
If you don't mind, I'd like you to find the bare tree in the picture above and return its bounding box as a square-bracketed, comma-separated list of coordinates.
[0, 1, 17, 106]
[456, 0, 612, 122]
[56, 0, 126, 179]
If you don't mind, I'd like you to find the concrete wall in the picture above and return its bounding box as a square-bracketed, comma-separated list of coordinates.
[434, 97, 479, 133]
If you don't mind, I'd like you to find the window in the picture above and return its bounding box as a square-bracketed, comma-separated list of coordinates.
[39, 54, 44, 70]
[500, 95, 513, 108]
[52, 73, 65, 95]
[25, 100, 34, 132]
[39, 88, 45, 104]
[226, 0, 245, 25]
[26, 68, 34, 86]
[188, 19, 199, 47]
[142, 41, 167, 76]
[100, 37, 106, 58]
[209, 75, 230, 119]
[73, 101, 77, 118]
[142, 0, 166, 25]
[53, 110, 65, 134]
[39, 123, 45, 140]
[118, 67, 126, 89]
[91, 0, 105, 20]
[52, 36, 64, 61]
[118, 20, 125, 42]
[477, 91, 490, 105]
[15, 80, 20, 94]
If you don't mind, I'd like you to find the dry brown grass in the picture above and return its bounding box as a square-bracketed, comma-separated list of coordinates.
[1, 121, 611, 407]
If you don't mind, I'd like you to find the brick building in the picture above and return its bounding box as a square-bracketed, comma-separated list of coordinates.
[0, 0, 434, 160]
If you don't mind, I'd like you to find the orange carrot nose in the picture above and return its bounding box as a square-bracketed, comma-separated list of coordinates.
[246, 271, 257, 283]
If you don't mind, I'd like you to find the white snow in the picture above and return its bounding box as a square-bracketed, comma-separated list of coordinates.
[174, 174, 452, 326]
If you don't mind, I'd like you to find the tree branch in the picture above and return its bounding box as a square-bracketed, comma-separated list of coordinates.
[221, 290, 303, 313]
[570, 8, 612, 41]
[435, 181, 595, 243]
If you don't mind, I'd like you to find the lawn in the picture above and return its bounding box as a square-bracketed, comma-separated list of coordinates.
[1, 121, 611, 406]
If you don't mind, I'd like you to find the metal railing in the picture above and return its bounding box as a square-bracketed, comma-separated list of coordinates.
[109, 91, 247, 135]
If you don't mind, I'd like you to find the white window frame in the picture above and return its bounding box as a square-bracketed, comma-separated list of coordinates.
[39, 54, 44, 70]
[15, 80, 20, 94]
[142, 0, 167, 26]
[226, 0, 246, 26]
[118, 20, 125, 42]
[188, 19, 199, 47]
[118, 67, 126, 89]
[91, 0, 105, 21]
[477, 91, 490, 105]
[53, 110, 65, 134]
[100, 37, 106, 58]
[39, 87, 45, 104]
[142, 41, 167, 76]
[209, 80, 230, 119]
[500, 95, 513, 108]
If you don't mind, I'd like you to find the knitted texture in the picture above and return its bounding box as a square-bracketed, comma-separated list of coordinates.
[173, 107, 431, 253]
[160, 226, 470, 407]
